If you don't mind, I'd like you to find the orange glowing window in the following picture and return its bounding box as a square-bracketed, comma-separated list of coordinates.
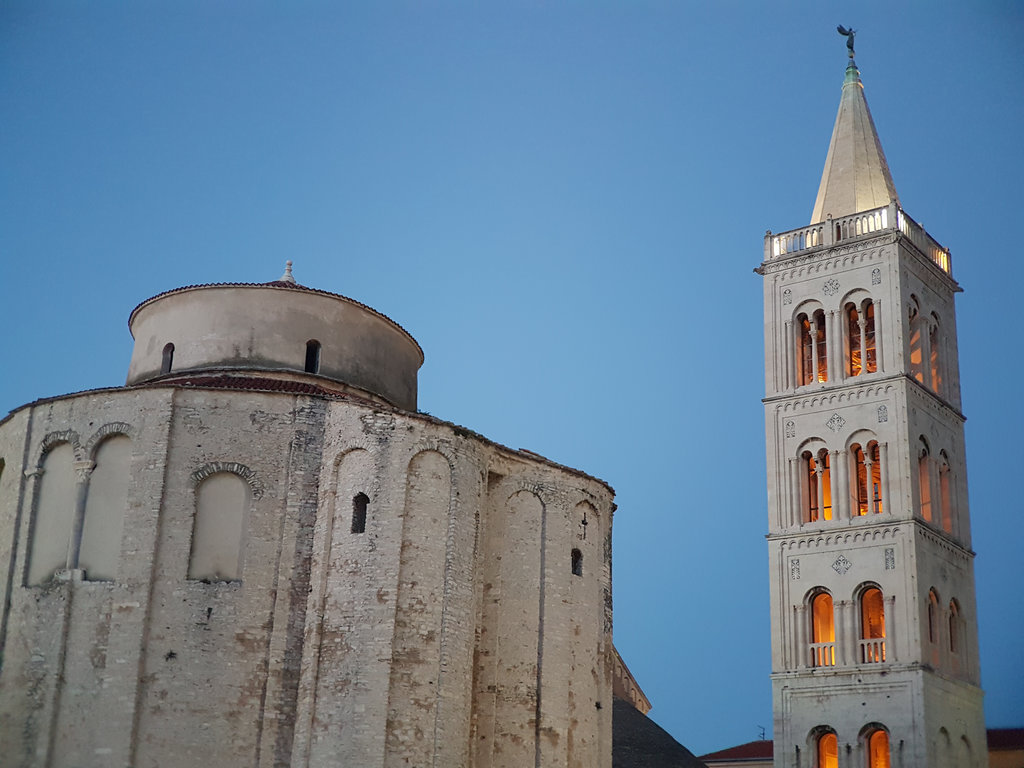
[797, 310, 828, 385]
[817, 731, 838, 768]
[860, 587, 886, 663]
[803, 450, 832, 523]
[929, 321, 942, 395]
[811, 592, 835, 667]
[939, 454, 953, 534]
[918, 440, 932, 523]
[852, 442, 882, 516]
[867, 729, 891, 768]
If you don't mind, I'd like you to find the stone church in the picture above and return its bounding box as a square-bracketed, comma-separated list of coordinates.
[0, 264, 620, 767]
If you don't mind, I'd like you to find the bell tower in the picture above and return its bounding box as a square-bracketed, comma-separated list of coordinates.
[757, 38, 986, 768]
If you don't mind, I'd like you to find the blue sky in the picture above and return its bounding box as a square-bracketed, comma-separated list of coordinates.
[2, 1, 1022, 756]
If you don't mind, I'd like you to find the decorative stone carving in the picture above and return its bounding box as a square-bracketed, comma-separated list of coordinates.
[785, 420, 796, 438]
[878, 405, 888, 423]
[791, 559, 801, 580]
[885, 548, 895, 570]
[832, 554, 852, 575]
[823, 278, 840, 296]
[826, 413, 846, 432]
[783, 289, 792, 305]
[871, 267, 882, 285]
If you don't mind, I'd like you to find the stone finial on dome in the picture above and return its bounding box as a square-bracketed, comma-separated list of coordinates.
[279, 260, 296, 284]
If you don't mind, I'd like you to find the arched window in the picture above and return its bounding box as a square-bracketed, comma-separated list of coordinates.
[846, 300, 877, 377]
[27, 443, 76, 585]
[161, 343, 175, 375]
[571, 548, 583, 576]
[860, 587, 886, 663]
[802, 449, 832, 522]
[305, 339, 321, 374]
[811, 592, 835, 667]
[929, 319, 942, 395]
[188, 472, 249, 581]
[797, 309, 828, 385]
[918, 439, 933, 523]
[79, 435, 131, 581]
[939, 452, 953, 534]
[948, 599, 960, 654]
[351, 492, 368, 534]
[816, 730, 838, 768]
[851, 441, 882, 516]
[928, 588, 940, 645]
[866, 727, 891, 768]
[909, 298, 924, 384]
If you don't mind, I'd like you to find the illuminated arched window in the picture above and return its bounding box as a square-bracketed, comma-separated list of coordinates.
[305, 339, 321, 374]
[846, 300, 877, 377]
[930, 315, 942, 395]
[851, 441, 882, 516]
[866, 727, 891, 768]
[817, 730, 838, 768]
[918, 438, 933, 522]
[860, 587, 886, 663]
[939, 452, 953, 534]
[351, 492, 368, 534]
[797, 309, 828, 385]
[811, 592, 835, 667]
[909, 298, 924, 384]
[802, 449, 832, 522]
[161, 343, 175, 375]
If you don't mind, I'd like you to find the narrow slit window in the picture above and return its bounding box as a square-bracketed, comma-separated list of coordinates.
[571, 548, 583, 576]
[351, 492, 368, 534]
[305, 339, 321, 374]
[161, 343, 175, 374]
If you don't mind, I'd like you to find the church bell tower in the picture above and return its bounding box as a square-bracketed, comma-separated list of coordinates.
[757, 37, 986, 768]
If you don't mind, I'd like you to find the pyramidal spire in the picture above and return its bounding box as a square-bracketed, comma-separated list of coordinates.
[809, 41, 899, 224]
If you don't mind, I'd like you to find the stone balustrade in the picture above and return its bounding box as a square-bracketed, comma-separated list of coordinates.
[765, 201, 953, 276]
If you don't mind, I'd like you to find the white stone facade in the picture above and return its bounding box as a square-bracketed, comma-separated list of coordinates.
[0, 278, 614, 768]
[760, 205, 986, 766]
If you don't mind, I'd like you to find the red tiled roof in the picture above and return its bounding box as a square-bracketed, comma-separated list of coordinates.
[700, 740, 773, 761]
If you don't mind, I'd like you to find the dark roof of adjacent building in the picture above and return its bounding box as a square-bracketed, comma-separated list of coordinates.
[701, 728, 1024, 761]
[613, 697, 708, 768]
[699, 739, 773, 762]
[988, 727, 1024, 750]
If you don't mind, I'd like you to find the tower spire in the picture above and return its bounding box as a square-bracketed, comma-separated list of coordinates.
[809, 40, 899, 224]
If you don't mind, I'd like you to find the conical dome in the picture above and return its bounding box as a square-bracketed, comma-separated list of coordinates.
[810, 61, 899, 223]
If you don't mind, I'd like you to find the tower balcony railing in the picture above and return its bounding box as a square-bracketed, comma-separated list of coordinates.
[765, 201, 952, 275]
[809, 642, 836, 667]
[859, 638, 886, 664]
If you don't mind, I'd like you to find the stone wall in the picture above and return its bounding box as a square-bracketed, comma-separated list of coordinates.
[0, 384, 613, 768]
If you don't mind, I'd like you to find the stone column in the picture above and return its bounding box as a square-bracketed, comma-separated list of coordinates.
[874, 299, 884, 373]
[864, 455, 876, 515]
[857, 317, 867, 377]
[878, 442, 890, 516]
[65, 460, 95, 571]
[795, 605, 808, 669]
[784, 320, 793, 390]
[834, 450, 848, 521]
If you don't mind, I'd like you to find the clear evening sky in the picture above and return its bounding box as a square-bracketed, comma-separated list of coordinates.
[2, 1, 1021, 756]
